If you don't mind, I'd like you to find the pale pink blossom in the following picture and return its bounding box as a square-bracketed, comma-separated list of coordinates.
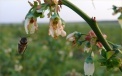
[48, 18, 66, 38]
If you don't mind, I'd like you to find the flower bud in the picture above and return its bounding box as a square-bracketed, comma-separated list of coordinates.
[66, 31, 78, 42]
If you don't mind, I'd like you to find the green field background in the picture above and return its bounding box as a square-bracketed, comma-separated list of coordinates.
[0, 21, 122, 76]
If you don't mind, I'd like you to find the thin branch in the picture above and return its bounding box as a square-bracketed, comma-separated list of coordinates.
[62, 0, 112, 51]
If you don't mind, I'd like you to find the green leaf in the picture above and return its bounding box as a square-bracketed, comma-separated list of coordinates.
[106, 51, 115, 59]
[112, 58, 120, 67]
[98, 58, 106, 62]
[98, 58, 107, 66]
[41, 3, 48, 11]
[101, 49, 106, 58]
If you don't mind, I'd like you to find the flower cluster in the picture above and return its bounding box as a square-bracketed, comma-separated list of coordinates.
[24, 0, 66, 38]
[66, 30, 107, 75]
[85, 30, 107, 49]
[22, 1, 122, 75]
[66, 30, 106, 52]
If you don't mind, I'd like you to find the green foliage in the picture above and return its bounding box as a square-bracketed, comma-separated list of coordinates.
[0, 21, 122, 76]
[99, 47, 121, 70]
[101, 49, 106, 58]
[106, 51, 115, 59]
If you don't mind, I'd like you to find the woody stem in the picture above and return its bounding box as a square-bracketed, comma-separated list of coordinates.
[62, 0, 112, 51]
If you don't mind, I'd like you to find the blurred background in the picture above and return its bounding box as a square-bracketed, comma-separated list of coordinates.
[0, 0, 122, 76]
[0, 0, 122, 23]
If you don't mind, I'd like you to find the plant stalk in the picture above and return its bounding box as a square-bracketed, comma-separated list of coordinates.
[62, 0, 112, 51]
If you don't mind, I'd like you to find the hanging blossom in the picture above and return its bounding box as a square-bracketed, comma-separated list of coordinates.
[85, 30, 107, 48]
[84, 55, 95, 76]
[24, 0, 66, 38]
[46, 0, 66, 38]
[24, 0, 49, 34]
[66, 31, 80, 45]
[48, 12, 66, 38]
[24, 18, 38, 34]
[66, 31, 86, 46]
[66, 31, 78, 42]
[24, 0, 42, 34]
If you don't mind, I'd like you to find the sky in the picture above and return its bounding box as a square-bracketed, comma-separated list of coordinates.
[0, 0, 122, 23]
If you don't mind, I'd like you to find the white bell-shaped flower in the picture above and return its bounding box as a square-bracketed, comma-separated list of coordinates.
[24, 18, 38, 34]
[84, 56, 95, 76]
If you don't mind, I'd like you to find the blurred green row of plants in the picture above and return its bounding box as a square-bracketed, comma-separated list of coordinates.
[0, 21, 122, 76]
